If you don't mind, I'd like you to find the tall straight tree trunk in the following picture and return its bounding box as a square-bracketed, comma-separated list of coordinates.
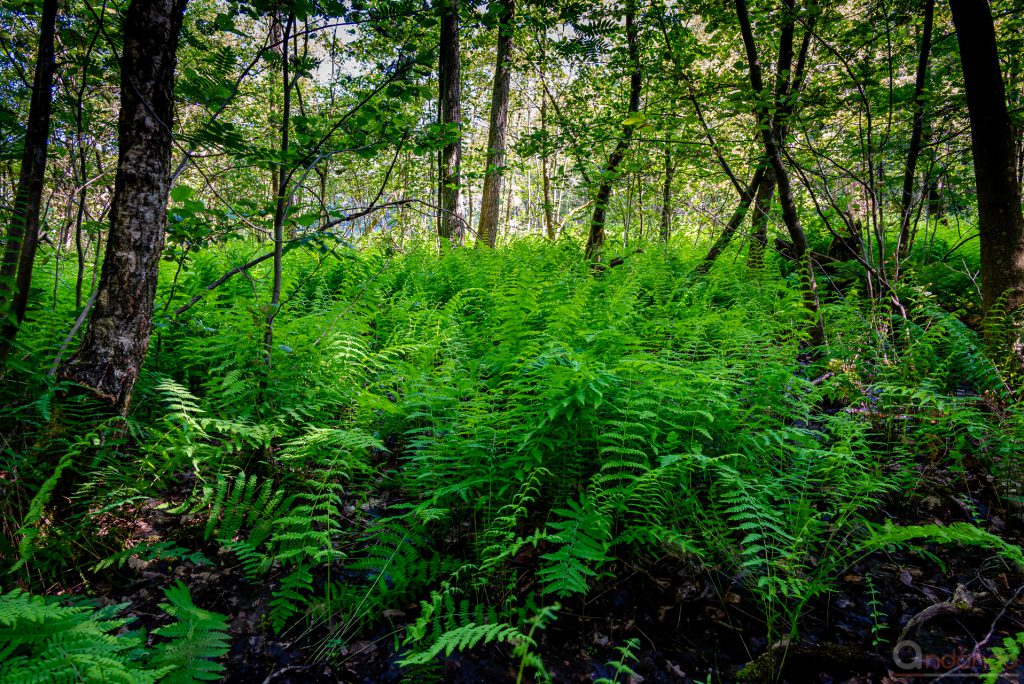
[735, 0, 824, 347]
[437, 0, 464, 244]
[896, 0, 935, 265]
[539, 57, 556, 241]
[949, 0, 1024, 353]
[60, 0, 188, 412]
[660, 148, 673, 243]
[585, 0, 641, 262]
[542, 101, 555, 240]
[0, 0, 58, 362]
[73, 18, 104, 311]
[748, 163, 776, 268]
[265, 12, 293, 359]
[476, 0, 515, 248]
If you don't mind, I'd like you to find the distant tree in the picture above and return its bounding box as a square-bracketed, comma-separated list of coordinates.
[60, 0, 188, 411]
[585, 0, 641, 262]
[477, 0, 515, 249]
[734, 0, 824, 347]
[896, 0, 935, 265]
[438, 0, 465, 244]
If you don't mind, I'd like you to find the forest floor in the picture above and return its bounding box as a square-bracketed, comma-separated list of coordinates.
[7, 245, 1024, 684]
[93, 451, 1024, 684]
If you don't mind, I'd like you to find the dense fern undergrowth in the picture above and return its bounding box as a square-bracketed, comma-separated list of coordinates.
[1, 237, 1022, 682]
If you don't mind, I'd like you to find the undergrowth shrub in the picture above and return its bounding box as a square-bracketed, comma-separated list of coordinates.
[0, 582, 229, 684]
[1, 239, 1021, 678]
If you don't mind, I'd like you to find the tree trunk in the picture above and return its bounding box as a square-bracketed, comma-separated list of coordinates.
[896, 0, 935, 265]
[0, 0, 58, 362]
[476, 0, 515, 248]
[73, 19, 105, 312]
[748, 163, 776, 269]
[437, 0, 464, 244]
[697, 166, 765, 275]
[660, 148, 673, 243]
[265, 13, 293, 359]
[735, 0, 824, 347]
[542, 99, 555, 240]
[585, 0, 641, 262]
[949, 0, 1024, 358]
[59, 0, 188, 412]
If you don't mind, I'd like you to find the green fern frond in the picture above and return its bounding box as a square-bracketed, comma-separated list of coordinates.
[151, 581, 230, 684]
[539, 495, 613, 597]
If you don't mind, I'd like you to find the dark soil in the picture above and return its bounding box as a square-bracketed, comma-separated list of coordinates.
[94, 457, 1024, 684]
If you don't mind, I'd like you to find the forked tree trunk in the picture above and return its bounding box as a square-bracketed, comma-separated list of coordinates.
[949, 0, 1024, 361]
[735, 0, 824, 347]
[0, 0, 58, 362]
[697, 166, 765, 275]
[60, 0, 188, 411]
[437, 0, 465, 244]
[477, 0, 515, 248]
[748, 164, 776, 269]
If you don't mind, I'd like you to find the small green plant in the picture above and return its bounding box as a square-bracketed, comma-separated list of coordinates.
[864, 575, 887, 648]
[595, 637, 641, 684]
[983, 631, 1024, 684]
[150, 581, 232, 684]
[514, 603, 560, 684]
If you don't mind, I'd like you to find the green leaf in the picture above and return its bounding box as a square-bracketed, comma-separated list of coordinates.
[171, 185, 195, 202]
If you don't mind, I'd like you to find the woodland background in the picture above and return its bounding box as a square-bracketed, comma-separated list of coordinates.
[0, 0, 1024, 682]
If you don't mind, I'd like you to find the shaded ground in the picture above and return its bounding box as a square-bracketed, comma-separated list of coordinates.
[85, 451, 1024, 684]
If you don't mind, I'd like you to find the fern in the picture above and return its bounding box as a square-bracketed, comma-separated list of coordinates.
[150, 581, 231, 684]
[983, 631, 1024, 684]
[269, 563, 315, 634]
[538, 494, 613, 597]
[0, 590, 155, 684]
[595, 638, 641, 684]
[478, 468, 549, 575]
[0, 583, 228, 684]
[864, 521, 1024, 569]
[93, 540, 212, 573]
[399, 620, 531, 666]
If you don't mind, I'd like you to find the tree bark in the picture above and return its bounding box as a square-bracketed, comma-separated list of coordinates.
[735, 0, 824, 347]
[585, 0, 641, 262]
[949, 0, 1024, 360]
[748, 163, 776, 269]
[0, 0, 58, 361]
[542, 99, 555, 240]
[437, 0, 465, 244]
[476, 0, 515, 248]
[60, 0, 188, 411]
[896, 0, 935, 265]
[265, 12, 293, 359]
[660, 148, 673, 243]
[697, 166, 765, 275]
